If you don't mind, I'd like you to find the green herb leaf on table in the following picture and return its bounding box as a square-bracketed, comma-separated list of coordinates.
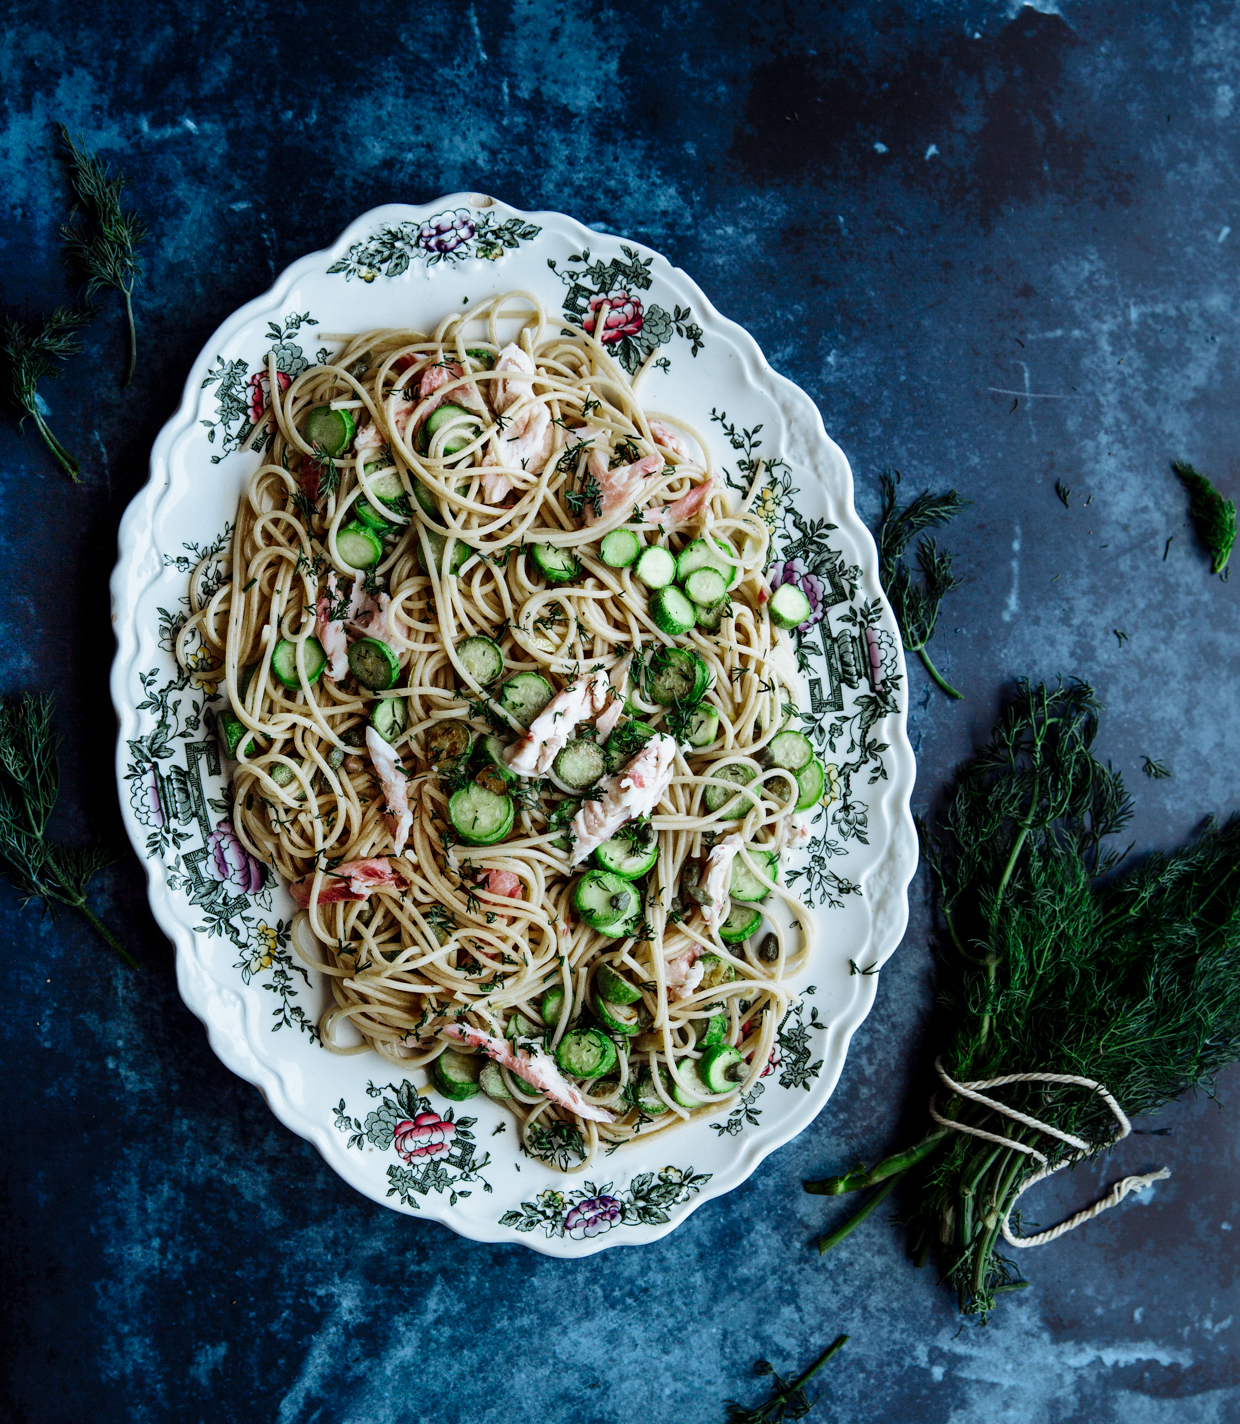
[0, 694, 135, 967]
[57, 123, 147, 387]
[1173, 459, 1236, 577]
[0, 306, 95, 482]
[724, 1335, 848, 1423]
[806, 679, 1240, 1317]
[876, 471, 968, 701]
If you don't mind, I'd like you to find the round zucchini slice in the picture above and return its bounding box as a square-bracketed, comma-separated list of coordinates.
[555, 1028, 617, 1079]
[541, 986, 566, 1028]
[729, 848, 779, 902]
[479, 1061, 512, 1101]
[646, 647, 710, 705]
[336, 521, 384, 570]
[592, 993, 643, 1037]
[426, 721, 473, 768]
[702, 762, 758, 818]
[552, 738, 607, 792]
[630, 1067, 671, 1115]
[348, 637, 400, 691]
[448, 784, 514, 845]
[634, 545, 676, 589]
[718, 903, 761, 943]
[572, 870, 638, 932]
[432, 1048, 483, 1101]
[369, 696, 407, 743]
[671, 1057, 711, 1108]
[685, 704, 720, 748]
[303, 404, 355, 457]
[532, 543, 580, 584]
[697, 1013, 727, 1047]
[271, 636, 326, 690]
[794, 757, 827, 812]
[675, 535, 738, 587]
[683, 567, 727, 608]
[417, 527, 470, 577]
[499, 672, 554, 728]
[760, 729, 814, 772]
[769, 583, 812, 630]
[651, 585, 696, 637]
[599, 528, 640, 568]
[457, 635, 504, 686]
[595, 962, 642, 1005]
[698, 1044, 745, 1094]
[593, 831, 658, 880]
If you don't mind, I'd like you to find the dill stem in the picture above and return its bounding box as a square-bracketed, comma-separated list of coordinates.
[971, 1147, 1026, 1306]
[29, 403, 81, 482]
[816, 1172, 901, 1254]
[805, 1129, 948, 1194]
[74, 900, 139, 970]
[122, 286, 137, 387]
[787, 1335, 850, 1398]
[916, 644, 963, 700]
[978, 801, 1036, 1047]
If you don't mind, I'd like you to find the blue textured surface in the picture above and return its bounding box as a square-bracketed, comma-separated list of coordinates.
[3, 2, 1239, 1420]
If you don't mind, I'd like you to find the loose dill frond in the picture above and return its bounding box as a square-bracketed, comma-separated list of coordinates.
[724, 1336, 848, 1423]
[876, 471, 968, 700]
[0, 306, 95, 482]
[1173, 459, 1236, 576]
[57, 123, 147, 387]
[807, 680, 1240, 1316]
[0, 694, 135, 967]
[1142, 756, 1171, 779]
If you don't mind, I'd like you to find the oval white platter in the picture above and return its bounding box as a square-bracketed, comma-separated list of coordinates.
[109, 194, 918, 1256]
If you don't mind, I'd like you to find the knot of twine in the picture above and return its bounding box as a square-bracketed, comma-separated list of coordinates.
[929, 1057, 1170, 1249]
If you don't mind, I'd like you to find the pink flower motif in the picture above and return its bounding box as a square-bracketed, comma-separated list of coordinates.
[205, 821, 265, 894]
[246, 369, 291, 430]
[582, 290, 643, 344]
[129, 766, 165, 828]
[762, 1045, 782, 1078]
[767, 558, 828, 628]
[417, 209, 476, 254]
[393, 1111, 457, 1162]
[564, 1194, 622, 1239]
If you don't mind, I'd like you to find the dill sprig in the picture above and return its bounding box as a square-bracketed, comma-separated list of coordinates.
[57, 123, 147, 387]
[876, 471, 968, 700]
[1173, 459, 1235, 577]
[0, 694, 136, 968]
[0, 305, 95, 482]
[806, 680, 1240, 1316]
[724, 1335, 849, 1423]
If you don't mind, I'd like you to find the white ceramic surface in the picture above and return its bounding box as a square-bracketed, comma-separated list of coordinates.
[109, 195, 918, 1255]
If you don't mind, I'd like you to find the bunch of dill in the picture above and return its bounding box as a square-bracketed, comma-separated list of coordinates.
[876, 471, 968, 700]
[807, 679, 1240, 1316]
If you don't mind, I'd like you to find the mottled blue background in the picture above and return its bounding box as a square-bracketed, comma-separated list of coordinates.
[3, 1, 1239, 1420]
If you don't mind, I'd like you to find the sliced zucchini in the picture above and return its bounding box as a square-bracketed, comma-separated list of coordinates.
[652, 585, 697, 637]
[369, 696, 407, 743]
[457, 635, 504, 686]
[675, 536, 737, 586]
[595, 963, 642, 1005]
[336, 521, 384, 571]
[271, 636, 326, 690]
[600, 528, 640, 568]
[417, 527, 469, 577]
[646, 647, 710, 706]
[448, 783, 514, 845]
[424, 402, 481, 456]
[505, 1011, 541, 1039]
[304, 405, 355, 457]
[795, 756, 827, 812]
[218, 710, 254, 759]
[593, 832, 658, 880]
[698, 1043, 745, 1093]
[479, 734, 516, 785]
[412, 478, 439, 517]
[510, 1075, 545, 1102]
[729, 849, 779, 902]
[718, 903, 761, 943]
[348, 637, 400, 691]
[698, 953, 737, 988]
[432, 1048, 482, 1101]
[353, 498, 393, 533]
[426, 722, 473, 767]
[760, 729, 814, 773]
[532, 543, 580, 584]
[630, 1067, 671, 1115]
[602, 904, 643, 941]
[479, 1061, 512, 1101]
[572, 870, 637, 932]
[541, 986, 566, 1027]
[683, 567, 727, 608]
[499, 671, 554, 728]
[694, 601, 727, 633]
[465, 347, 495, 369]
[552, 738, 607, 792]
[769, 583, 813, 630]
[685, 705, 720, 748]
[634, 545, 676, 589]
[366, 467, 411, 509]
[592, 992, 644, 1037]
[697, 1013, 727, 1047]
[703, 761, 757, 818]
[671, 1057, 711, 1107]
[604, 720, 657, 773]
[555, 1028, 617, 1079]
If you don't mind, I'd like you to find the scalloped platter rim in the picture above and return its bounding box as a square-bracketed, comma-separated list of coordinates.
[109, 194, 918, 1256]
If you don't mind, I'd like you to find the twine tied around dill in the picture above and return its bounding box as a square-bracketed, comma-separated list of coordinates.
[929, 1057, 1171, 1249]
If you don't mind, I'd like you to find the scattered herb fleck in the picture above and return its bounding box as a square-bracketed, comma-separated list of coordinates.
[1142, 756, 1172, 779]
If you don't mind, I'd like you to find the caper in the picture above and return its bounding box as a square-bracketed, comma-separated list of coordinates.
[758, 933, 779, 962]
[609, 891, 631, 913]
[327, 745, 346, 770]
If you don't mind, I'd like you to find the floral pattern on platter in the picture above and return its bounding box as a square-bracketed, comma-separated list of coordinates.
[500, 1166, 711, 1239]
[548, 245, 705, 375]
[333, 1080, 491, 1208]
[712, 410, 903, 910]
[326, 208, 543, 281]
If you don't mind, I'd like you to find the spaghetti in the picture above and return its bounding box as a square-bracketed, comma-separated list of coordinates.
[177, 291, 824, 1171]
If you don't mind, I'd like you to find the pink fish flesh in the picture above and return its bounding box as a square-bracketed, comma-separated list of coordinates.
[648, 419, 696, 463]
[289, 856, 410, 909]
[366, 726, 413, 856]
[594, 653, 631, 744]
[504, 665, 621, 778]
[666, 947, 706, 1001]
[443, 1024, 616, 1123]
[701, 833, 744, 932]
[570, 733, 678, 866]
[643, 472, 716, 529]
[583, 448, 665, 527]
